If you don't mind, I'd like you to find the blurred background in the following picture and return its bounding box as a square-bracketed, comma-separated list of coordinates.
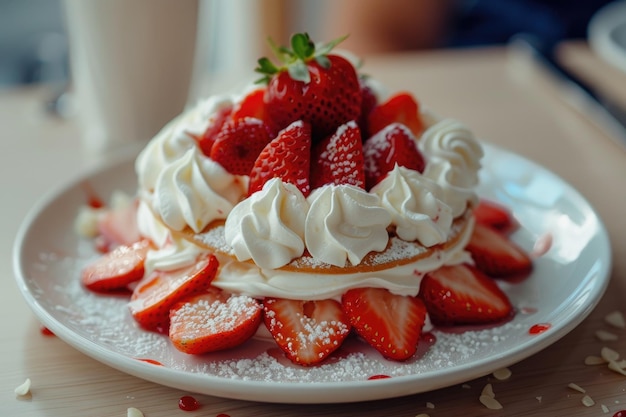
[0, 0, 618, 92]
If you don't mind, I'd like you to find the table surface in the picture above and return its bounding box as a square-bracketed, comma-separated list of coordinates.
[2, 42, 626, 417]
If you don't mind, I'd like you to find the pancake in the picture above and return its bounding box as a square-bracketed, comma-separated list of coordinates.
[169, 206, 474, 275]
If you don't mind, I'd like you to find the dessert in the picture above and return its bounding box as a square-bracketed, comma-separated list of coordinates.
[77, 33, 533, 366]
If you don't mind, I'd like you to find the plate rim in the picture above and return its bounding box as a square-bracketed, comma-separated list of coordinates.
[12, 143, 612, 404]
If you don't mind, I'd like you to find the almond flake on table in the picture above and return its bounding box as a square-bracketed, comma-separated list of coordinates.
[127, 407, 144, 417]
[585, 355, 607, 365]
[608, 360, 626, 376]
[582, 395, 596, 407]
[481, 383, 495, 398]
[568, 382, 586, 393]
[602, 404, 610, 413]
[596, 329, 619, 341]
[14, 378, 31, 396]
[604, 311, 626, 329]
[426, 402, 435, 409]
[601, 346, 620, 362]
[479, 394, 503, 410]
[492, 367, 512, 380]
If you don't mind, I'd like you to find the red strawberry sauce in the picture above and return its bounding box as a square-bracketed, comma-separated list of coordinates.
[40, 326, 55, 336]
[613, 411, 626, 417]
[178, 395, 200, 411]
[529, 323, 551, 335]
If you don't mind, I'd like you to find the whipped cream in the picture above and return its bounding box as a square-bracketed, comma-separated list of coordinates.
[305, 184, 391, 267]
[135, 95, 248, 233]
[214, 218, 474, 300]
[419, 119, 483, 217]
[225, 178, 308, 269]
[130, 85, 484, 302]
[372, 165, 453, 247]
[150, 147, 247, 233]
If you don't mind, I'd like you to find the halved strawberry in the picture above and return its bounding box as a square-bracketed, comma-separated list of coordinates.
[310, 120, 365, 189]
[232, 88, 267, 122]
[129, 254, 218, 332]
[81, 239, 152, 292]
[474, 199, 518, 233]
[97, 198, 141, 250]
[263, 298, 351, 366]
[367, 92, 424, 138]
[169, 288, 262, 354]
[362, 122, 425, 190]
[248, 120, 312, 196]
[196, 105, 233, 156]
[419, 264, 513, 325]
[342, 288, 427, 361]
[209, 117, 272, 175]
[467, 223, 533, 278]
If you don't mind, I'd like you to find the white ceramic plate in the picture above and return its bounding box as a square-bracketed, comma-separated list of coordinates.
[13, 143, 611, 404]
[589, 0, 626, 74]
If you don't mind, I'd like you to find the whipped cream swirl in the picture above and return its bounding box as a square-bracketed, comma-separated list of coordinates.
[225, 178, 308, 269]
[305, 184, 391, 267]
[151, 147, 247, 233]
[372, 165, 453, 247]
[135, 95, 233, 192]
[419, 119, 483, 217]
[135, 95, 248, 233]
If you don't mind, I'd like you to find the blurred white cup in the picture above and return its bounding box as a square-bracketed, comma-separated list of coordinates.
[63, 0, 199, 153]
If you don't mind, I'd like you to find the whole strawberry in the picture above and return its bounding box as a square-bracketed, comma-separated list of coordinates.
[256, 33, 362, 140]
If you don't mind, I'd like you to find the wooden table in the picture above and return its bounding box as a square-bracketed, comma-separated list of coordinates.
[2, 42, 626, 416]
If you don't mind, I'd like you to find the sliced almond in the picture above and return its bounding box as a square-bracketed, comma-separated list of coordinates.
[481, 383, 495, 398]
[567, 382, 586, 393]
[602, 404, 610, 413]
[14, 378, 31, 396]
[582, 395, 595, 407]
[605, 311, 626, 329]
[608, 360, 626, 376]
[601, 346, 620, 362]
[596, 330, 619, 342]
[492, 367, 512, 380]
[479, 395, 503, 410]
[127, 408, 144, 417]
[426, 402, 435, 409]
[584, 355, 607, 365]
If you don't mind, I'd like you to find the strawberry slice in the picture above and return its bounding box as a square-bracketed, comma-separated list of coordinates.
[367, 92, 424, 138]
[209, 117, 272, 175]
[129, 254, 218, 332]
[474, 199, 517, 233]
[362, 122, 425, 190]
[97, 198, 141, 250]
[467, 223, 533, 278]
[232, 88, 267, 122]
[263, 298, 351, 366]
[169, 288, 262, 354]
[419, 264, 513, 325]
[310, 120, 365, 189]
[342, 288, 427, 361]
[248, 120, 312, 197]
[196, 105, 233, 156]
[81, 239, 152, 292]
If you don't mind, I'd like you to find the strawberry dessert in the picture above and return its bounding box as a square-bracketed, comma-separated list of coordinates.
[77, 33, 533, 366]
